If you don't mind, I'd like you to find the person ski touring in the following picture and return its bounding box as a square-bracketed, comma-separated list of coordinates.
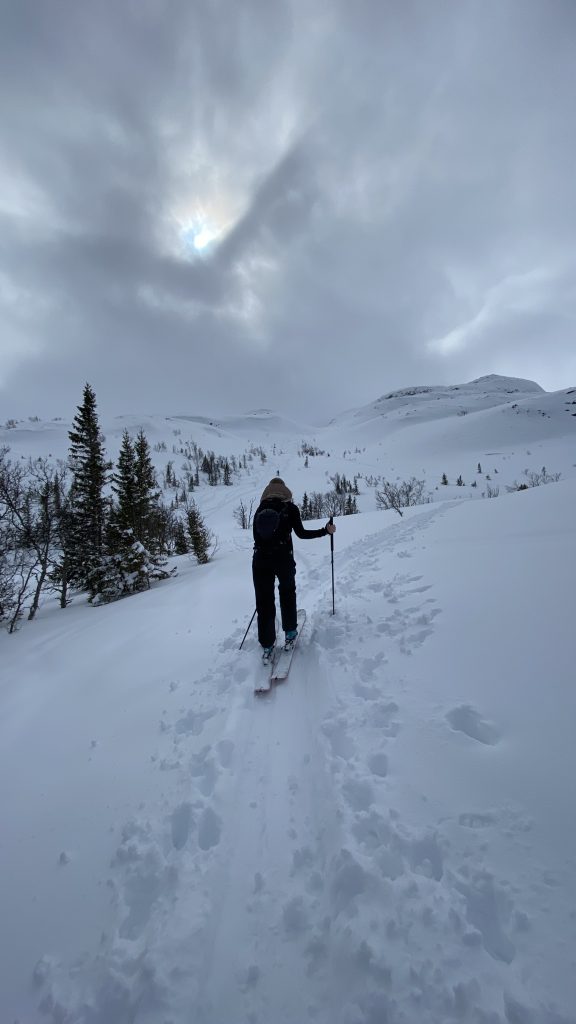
[252, 477, 335, 659]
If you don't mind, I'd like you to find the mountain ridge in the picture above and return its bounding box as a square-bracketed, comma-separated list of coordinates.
[0, 373, 559, 439]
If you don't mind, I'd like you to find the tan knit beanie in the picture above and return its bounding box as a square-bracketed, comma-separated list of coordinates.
[260, 477, 293, 502]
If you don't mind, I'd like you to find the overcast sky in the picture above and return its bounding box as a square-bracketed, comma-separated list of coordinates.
[1, 0, 575, 423]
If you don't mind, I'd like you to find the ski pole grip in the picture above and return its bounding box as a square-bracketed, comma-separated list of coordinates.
[329, 516, 334, 549]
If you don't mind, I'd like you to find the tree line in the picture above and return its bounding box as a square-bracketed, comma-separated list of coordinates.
[300, 490, 359, 519]
[0, 384, 212, 633]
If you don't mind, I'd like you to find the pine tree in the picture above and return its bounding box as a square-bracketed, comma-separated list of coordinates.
[441, 473, 448, 486]
[67, 383, 110, 597]
[95, 529, 175, 604]
[105, 428, 172, 599]
[133, 429, 161, 549]
[111, 430, 136, 535]
[185, 499, 212, 564]
[173, 520, 189, 554]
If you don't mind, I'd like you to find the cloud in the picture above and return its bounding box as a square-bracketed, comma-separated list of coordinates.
[1, 0, 575, 421]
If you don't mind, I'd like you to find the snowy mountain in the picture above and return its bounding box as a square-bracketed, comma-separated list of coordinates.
[1, 374, 576, 1023]
[329, 374, 545, 429]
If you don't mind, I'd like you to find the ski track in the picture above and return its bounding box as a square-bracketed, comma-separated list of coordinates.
[35, 503, 576, 1024]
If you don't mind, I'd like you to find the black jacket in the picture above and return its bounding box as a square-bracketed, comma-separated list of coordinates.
[252, 499, 327, 558]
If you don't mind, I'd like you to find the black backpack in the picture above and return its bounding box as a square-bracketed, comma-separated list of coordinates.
[253, 499, 291, 550]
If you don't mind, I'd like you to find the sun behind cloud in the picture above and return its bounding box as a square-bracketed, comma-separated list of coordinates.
[172, 190, 242, 258]
[180, 214, 221, 253]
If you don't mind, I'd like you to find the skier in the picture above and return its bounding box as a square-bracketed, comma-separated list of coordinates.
[252, 477, 336, 659]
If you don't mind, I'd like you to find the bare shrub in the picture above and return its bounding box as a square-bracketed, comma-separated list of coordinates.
[233, 499, 255, 530]
[375, 478, 429, 517]
[506, 466, 561, 493]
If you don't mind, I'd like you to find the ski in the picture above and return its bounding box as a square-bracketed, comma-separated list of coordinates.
[253, 610, 306, 694]
[270, 609, 306, 682]
[254, 646, 275, 695]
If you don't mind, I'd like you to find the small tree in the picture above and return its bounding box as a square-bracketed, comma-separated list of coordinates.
[309, 492, 326, 519]
[0, 453, 64, 628]
[185, 499, 213, 564]
[233, 499, 255, 530]
[50, 467, 73, 608]
[173, 520, 189, 554]
[324, 491, 343, 517]
[164, 461, 175, 487]
[95, 528, 175, 604]
[0, 453, 75, 628]
[25, 459, 65, 621]
[345, 494, 358, 515]
[441, 473, 448, 486]
[151, 505, 183, 555]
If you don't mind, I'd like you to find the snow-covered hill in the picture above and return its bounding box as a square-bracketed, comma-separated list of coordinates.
[328, 374, 545, 429]
[1, 375, 576, 1023]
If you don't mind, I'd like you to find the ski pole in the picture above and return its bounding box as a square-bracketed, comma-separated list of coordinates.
[329, 516, 335, 615]
[239, 608, 257, 650]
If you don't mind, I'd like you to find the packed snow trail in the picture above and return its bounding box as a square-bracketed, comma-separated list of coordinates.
[186, 643, 343, 1024]
[36, 612, 345, 1023]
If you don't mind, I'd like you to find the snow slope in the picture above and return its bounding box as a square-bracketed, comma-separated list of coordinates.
[1, 376, 576, 1023]
[329, 375, 545, 431]
[322, 377, 576, 510]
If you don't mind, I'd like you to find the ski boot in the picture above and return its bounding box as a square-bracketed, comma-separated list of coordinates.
[284, 629, 298, 652]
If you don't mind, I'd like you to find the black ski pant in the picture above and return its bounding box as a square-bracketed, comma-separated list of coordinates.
[252, 552, 297, 648]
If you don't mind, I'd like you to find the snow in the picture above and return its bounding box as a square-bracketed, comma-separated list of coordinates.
[1, 374, 576, 1023]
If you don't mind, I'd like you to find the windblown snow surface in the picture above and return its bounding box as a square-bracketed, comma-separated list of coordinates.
[2, 376, 576, 1024]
